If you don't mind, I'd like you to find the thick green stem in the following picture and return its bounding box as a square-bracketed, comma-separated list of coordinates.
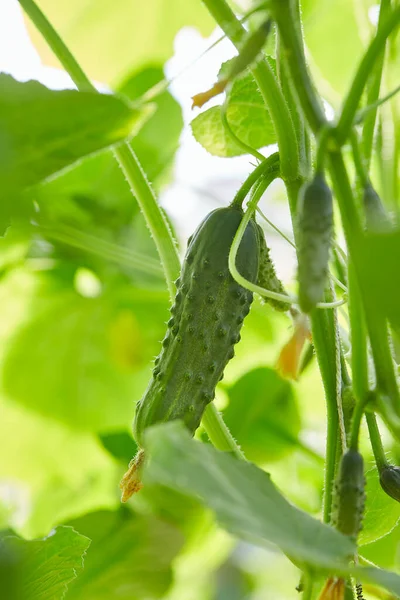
[362, 0, 392, 170]
[113, 145, 179, 298]
[21, 0, 245, 458]
[348, 262, 369, 450]
[301, 574, 314, 600]
[312, 303, 340, 523]
[275, 0, 310, 177]
[328, 151, 400, 425]
[365, 311, 400, 418]
[285, 181, 341, 523]
[201, 0, 299, 180]
[269, 0, 327, 134]
[336, 5, 400, 144]
[366, 411, 389, 471]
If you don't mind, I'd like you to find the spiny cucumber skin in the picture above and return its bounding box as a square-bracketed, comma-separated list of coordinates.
[297, 173, 333, 313]
[133, 206, 259, 446]
[256, 224, 290, 312]
[331, 449, 365, 540]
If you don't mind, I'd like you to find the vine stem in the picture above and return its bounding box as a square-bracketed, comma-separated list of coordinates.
[269, 0, 327, 134]
[19, 0, 245, 459]
[361, 0, 392, 170]
[231, 152, 280, 207]
[366, 411, 389, 472]
[348, 262, 368, 450]
[301, 574, 314, 600]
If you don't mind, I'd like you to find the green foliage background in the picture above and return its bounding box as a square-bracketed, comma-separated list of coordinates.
[1, 0, 400, 599]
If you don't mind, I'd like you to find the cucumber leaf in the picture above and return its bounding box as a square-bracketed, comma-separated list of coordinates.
[0, 526, 90, 600]
[0, 74, 150, 195]
[191, 68, 276, 157]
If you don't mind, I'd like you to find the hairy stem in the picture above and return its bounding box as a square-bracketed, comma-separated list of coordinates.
[348, 262, 369, 450]
[362, 0, 392, 170]
[269, 0, 327, 134]
[366, 411, 389, 471]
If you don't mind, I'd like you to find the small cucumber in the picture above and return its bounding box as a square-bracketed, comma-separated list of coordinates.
[331, 449, 365, 539]
[133, 206, 259, 446]
[256, 224, 290, 312]
[379, 465, 400, 503]
[297, 173, 333, 313]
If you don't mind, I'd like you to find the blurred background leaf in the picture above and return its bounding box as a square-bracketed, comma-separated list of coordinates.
[0, 526, 90, 600]
[222, 366, 301, 463]
[65, 509, 183, 600]
[1, 270, 169, 431]
[24, 0, 214, 85]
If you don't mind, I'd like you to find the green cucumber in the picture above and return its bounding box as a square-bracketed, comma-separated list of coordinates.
[256, 224, 290, 312]
[297, 173, 333, 313]
[379, 465, 400, 502]
[133, 206, 259, 446]
[331, 449, 365, 540]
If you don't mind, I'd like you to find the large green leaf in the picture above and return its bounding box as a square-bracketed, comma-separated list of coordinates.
[223, 367, 301, 463]
[1, 271, 169, 431]
[143, 423, 400, 597]
[359, 465, 400, 546]
[356, 229, 400, 330]
[0, 526, 90, 600]
[65, 509, 183, 599]
[34, 65, 182, 229]
[25, 0, 213, 85]
[144, 422, 355, 570]
[191, 69, 277, 157]
[0, 74, 149, 195]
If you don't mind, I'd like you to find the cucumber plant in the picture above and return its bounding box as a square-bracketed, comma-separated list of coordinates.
[5, 0, 400, 599]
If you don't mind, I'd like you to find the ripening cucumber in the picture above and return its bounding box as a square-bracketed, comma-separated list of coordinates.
[133, 206, 259, 446]
[256, 224, 290, 312]
[297, 173, 333, 313]
[331, 449, 365, 540]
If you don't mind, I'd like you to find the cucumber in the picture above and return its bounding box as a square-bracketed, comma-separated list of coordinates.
[379, 465, 400, 503]
[331, 449, 365, 539]
[297, 173, 333, 313]
[133, 206, 259, 446]
[256, 224, 290, 312]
